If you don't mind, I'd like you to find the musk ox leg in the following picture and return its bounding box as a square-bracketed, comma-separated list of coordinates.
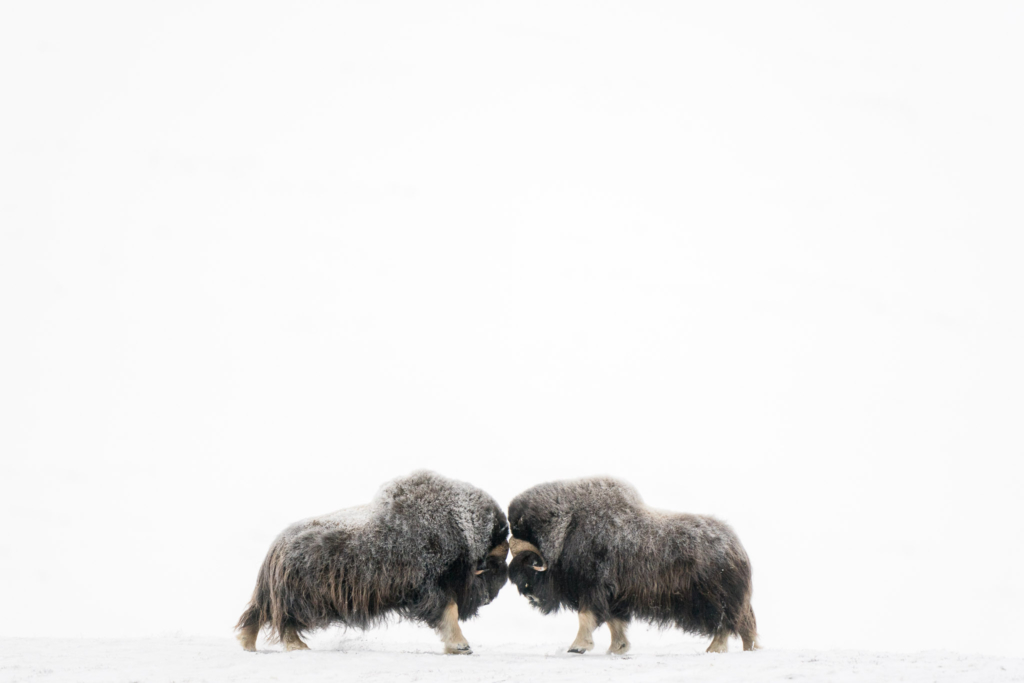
[282, 624, 310, 651]
[568, 611, 597, 654]
[437, 600, 472, 655]
[237, 624, 259, 652]
[236, 605, 262, 652]
[706, 630, 730, 653]
[607, 619, 631, 655]
[738, 605, 760, 651]
[741, 633, 761, 651]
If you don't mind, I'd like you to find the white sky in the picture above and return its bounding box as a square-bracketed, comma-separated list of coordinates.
[1, 1, 1022, 658]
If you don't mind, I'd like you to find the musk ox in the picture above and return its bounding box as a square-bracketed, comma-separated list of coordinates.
[236, 471, 509, 654]
[507, 477, 759, 654]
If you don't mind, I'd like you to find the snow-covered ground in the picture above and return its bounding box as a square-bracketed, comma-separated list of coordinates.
[3, 634, 1022, 683]
[4, 0, 1024, 673]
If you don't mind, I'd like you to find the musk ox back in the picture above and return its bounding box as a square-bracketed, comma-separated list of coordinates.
[507, 477, 758, 654]
[236, 471, 509, 654]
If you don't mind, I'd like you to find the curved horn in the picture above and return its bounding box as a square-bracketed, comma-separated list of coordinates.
[475, 541, 510, 574]
[509, 538, 539, 557]
[509, 538, 547, 571]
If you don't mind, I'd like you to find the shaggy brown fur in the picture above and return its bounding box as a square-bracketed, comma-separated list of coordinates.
[508, 477, 759, 653]
[236, 472, 509, 653]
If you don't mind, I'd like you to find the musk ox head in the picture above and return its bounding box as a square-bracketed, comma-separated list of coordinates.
[474, 521, 511, 604]
[507, 477, 644, 614]
[507, 537, 561, 611]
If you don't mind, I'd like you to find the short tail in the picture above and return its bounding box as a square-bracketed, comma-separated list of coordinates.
[236, 600, 265, 633]
[236, 543, 284, 650]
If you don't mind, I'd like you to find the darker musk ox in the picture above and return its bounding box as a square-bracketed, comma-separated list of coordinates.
[236, 471, 509, 654]
[507, 477, 758, 654]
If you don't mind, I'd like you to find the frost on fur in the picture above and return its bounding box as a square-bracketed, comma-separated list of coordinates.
[507, 477, 759, 653]
[236, 471, 509, 653]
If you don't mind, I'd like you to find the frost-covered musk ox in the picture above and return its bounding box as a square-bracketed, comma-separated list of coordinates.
[507, 477, 758, 654]
[236, 471, 509, 654]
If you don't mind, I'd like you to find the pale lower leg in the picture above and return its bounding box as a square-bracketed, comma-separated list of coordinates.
[568, 610, 597, 653]
[739, 606, 760, 651]
[282, 624, 309, 651]
[607, 618, 631, 655]
[706, 630, 729, 653]
[437, 600, 472, 654]
[237, 624, 259, 652]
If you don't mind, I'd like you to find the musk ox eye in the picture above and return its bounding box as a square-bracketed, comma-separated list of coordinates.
[474, 558, 488, 575]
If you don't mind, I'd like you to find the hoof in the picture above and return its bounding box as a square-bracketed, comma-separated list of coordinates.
[568, 647, 589, 654]
[706, 632, 730, 653]
[237, 630, 258, 652]
[445, 644, 473, 655]
[284, 641, 310, 652]
[608, 642, 631, 655]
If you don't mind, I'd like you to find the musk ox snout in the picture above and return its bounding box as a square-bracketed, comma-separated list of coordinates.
[508, 549, 558, 613]
[509, 552, 538, 592]
[476, 544, 510, 604]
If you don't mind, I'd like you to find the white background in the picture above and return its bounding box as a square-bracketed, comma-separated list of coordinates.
[2, 1, 1022, 659]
